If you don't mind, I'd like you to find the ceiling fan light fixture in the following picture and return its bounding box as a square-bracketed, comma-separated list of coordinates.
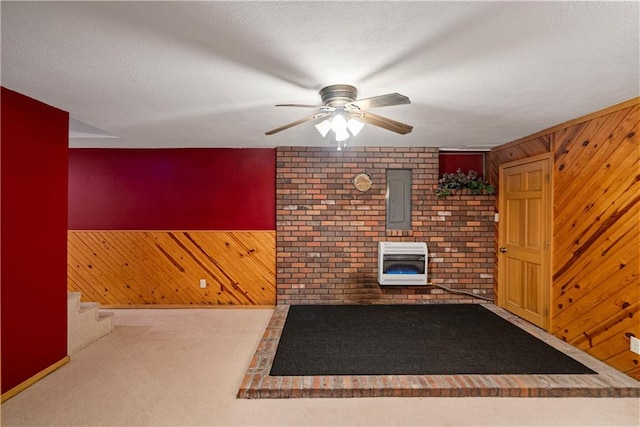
[330, 109, 347, 133]
[347, 118, 364, 136]
[334, 127, 350, 142]
[314, 119, 332, 137]
[330, 108, 351, 142]
[266, 84, 412, 139]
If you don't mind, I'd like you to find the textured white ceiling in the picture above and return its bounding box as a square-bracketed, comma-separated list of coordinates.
[1, 1, 638, 149]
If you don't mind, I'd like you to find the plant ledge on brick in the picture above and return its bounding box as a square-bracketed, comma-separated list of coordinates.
[436, 169, 495, 199]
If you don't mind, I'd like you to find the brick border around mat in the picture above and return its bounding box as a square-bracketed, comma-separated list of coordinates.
[237, 304, 640, 398]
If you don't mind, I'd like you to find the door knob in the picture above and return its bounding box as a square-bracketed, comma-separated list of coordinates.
[499, 247, 507, 253]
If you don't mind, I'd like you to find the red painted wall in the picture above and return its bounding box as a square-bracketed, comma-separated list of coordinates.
[439, 152, 486, 178]
[68, 148, 275, 230]
[1, 87, 69, 393]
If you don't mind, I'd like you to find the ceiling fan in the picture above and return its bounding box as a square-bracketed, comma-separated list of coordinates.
[265, 84, 413, 150]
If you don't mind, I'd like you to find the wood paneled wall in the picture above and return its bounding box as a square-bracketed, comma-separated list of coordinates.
[487, 135, 551, 187]
[489, 98, 640, 379]
[552, 103, 639, 379]
[68, 231, 276, 306]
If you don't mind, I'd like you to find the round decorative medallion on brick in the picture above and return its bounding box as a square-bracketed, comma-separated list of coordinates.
[353, 173, 372, 192]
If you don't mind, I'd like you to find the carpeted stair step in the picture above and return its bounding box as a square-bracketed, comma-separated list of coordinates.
[98, 311, 114, 321]
[67, 292, 82, 312]
[79, 302, 99, 313]
[68, 292, 113, 355]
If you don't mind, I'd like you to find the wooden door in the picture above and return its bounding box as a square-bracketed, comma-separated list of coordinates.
[498, 155, 551, 330]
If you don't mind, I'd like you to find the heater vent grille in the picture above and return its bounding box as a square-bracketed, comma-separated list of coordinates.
[378, 242, 428, 285]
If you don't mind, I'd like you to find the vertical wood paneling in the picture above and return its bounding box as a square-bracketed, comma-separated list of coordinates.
[68, 231, 276, 306]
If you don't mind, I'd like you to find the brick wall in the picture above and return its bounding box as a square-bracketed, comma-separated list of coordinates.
[276, 146, 495, 305]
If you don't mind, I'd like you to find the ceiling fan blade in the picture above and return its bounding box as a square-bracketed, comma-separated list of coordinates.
[351, 93, 410, 110]
[265, 112, 331, 135]
[359, 111, 413, 135]
[275, 103, 323, 108]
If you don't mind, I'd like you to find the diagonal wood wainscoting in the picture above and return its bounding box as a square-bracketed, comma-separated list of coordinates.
[68, 231, 276, 306]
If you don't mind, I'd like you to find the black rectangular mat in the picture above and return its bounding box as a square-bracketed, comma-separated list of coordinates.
[270, 304, 596, 376]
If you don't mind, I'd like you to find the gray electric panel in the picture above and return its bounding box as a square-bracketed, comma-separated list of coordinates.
[386, 169, 411, 230]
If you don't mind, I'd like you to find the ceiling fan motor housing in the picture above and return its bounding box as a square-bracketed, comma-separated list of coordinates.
[319, 84, 358, 107]
[265, 84, 412, 136]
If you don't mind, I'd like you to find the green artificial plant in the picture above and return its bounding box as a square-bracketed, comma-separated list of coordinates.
[436, 168, 495, 199]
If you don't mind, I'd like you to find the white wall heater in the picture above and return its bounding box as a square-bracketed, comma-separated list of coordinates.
[378, 241, 428, 286]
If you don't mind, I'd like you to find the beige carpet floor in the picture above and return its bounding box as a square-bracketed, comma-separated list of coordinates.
[1, 308, 639, 427]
